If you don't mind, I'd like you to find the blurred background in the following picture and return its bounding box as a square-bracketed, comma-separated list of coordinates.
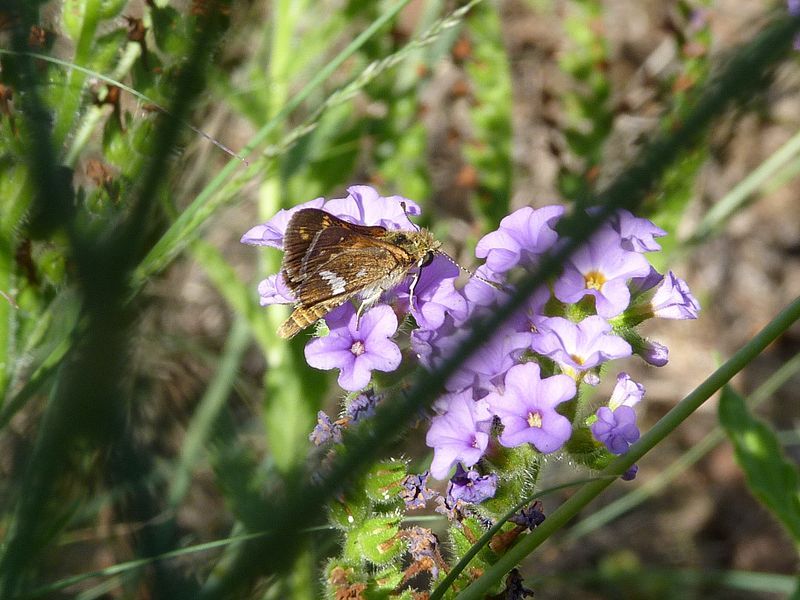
[1, 0, 799, 597]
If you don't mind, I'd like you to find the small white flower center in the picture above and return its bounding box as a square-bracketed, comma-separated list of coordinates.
[527, 411, 543, 429]
[350, 340, 366, 356]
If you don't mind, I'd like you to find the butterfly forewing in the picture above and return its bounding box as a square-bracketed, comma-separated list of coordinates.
[296, 228, 413, 305]
[282, 208, 387, 290]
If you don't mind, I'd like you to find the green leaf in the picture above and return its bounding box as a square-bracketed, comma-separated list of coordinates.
[718, 385, 800, 542]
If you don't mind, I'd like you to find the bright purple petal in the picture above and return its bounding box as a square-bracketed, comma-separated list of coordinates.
[257, 273, 295, 306]
[324, 185, 420, 229]
[240, 197, 326, 248]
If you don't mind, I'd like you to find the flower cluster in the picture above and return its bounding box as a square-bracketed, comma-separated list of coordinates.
[414, 204, 698, 485]
[243, 186, 700, 503]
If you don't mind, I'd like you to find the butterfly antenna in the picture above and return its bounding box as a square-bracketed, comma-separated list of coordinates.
[400, 201, 422, 231]
[435, 250, 504, 290]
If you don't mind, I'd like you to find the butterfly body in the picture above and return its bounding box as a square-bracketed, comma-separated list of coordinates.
[277, 208, 441, 338]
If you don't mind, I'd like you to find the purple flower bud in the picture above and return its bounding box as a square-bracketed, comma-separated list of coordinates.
[638, 338, 669, 367]
[591, 405, 640, 455]
[554, 226, 652, 318]
[622, 464, 639, 481]
[304, 304, 402, 391]
[608, 372, 645, 411]
[425, 390, 493, 479]
[240, 197, 325, 248]
[650, 271, 700, 320]
[485, 362, 576, 453]
[446, 464, 498, 504]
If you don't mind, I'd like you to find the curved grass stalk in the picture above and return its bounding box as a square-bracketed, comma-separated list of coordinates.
[563, 351, 800, 543]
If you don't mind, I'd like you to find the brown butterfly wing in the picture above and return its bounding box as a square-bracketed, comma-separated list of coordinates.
[295, 227, 413, 306]
[282, 208, 386, 292]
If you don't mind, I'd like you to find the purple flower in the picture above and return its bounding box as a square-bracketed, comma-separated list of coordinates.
[509, 284, 552, 340]
[462, 265, 508, 312]
[403, 526, 443, 579]
[475, 205, 564, 274]
[591, 405, 640, 455]
[410, 316, 462, 371]
[622, 464, 639, 481]
[240, 197, 326, 248]
[611, 209, 666, 253]
[256, 273, 295, 306]
[638, 338, 669, 367]
[345, 390, 380, 423]
[395, 255, 468, 330]
[608, 372, 645, 411]
[324, 185, 421, 229]
[425, 390, 493, 479]
[446, 464, 498, 504]
[509, 500, 546, 529]
[309, 411, 342, 446]
[485, 362, 576, 453]
[650, 271, 700, 319]
[400, 471, 437, 510]
[304, 304, 401, 391]
[445, 327, 531, 395]
[501, 569, 535, 600]
[434, 494, 465, 521]
[553, 226, 651, 318]
[531, 316, 632, 374]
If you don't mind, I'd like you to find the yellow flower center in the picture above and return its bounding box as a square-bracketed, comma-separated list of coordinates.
[570, 354, 585, 366]
[527, 411, 543, 429]
[584, 270, 606, 290]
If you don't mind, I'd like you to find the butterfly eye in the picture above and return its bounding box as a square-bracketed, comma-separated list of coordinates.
[420, 252, 434, 267]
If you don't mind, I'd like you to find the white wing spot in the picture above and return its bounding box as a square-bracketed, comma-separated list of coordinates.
[319, 270, 347, 295]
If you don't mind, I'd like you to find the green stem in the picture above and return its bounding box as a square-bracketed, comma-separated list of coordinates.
[564, 350, 800, 542]
[132, 0, 412, 287]
[455, 295, 800, 600]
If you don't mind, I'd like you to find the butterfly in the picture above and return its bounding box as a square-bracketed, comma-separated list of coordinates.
[277, 208, 441, 338]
